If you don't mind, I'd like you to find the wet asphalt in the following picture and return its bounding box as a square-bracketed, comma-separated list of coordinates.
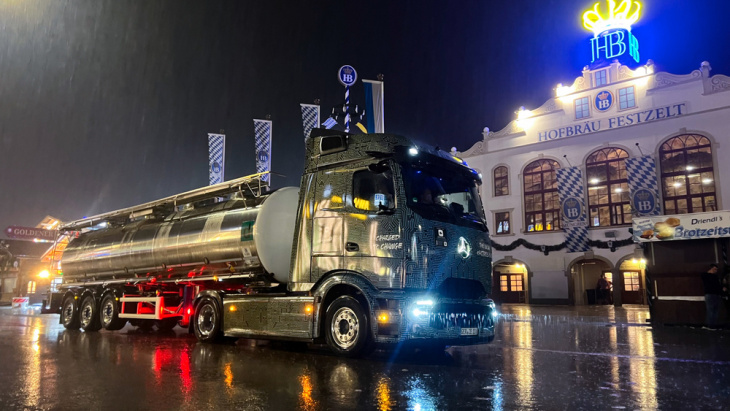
[0, 305, 728, 410]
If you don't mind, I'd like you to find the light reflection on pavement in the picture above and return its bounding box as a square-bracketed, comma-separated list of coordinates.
[0, 305, 728, 410]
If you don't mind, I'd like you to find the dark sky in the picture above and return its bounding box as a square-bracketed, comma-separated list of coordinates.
[1, 0, 728, 233]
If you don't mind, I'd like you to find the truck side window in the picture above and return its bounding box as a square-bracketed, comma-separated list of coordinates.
[353, 169, 395, 212]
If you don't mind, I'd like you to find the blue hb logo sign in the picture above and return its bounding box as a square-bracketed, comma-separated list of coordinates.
[257, 151, 268, 163]
[211, 162, 221, 173]
[338, 65, 357, 87]
[562, 197, 582, 221]
[589, 28, 639, 65]
[632, 188, 656, 215]
[595, 90, 613, 112]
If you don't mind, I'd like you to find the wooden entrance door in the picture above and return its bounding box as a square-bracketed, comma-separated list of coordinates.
[497, 272, 525, 303]
[622, 271, 643, 304]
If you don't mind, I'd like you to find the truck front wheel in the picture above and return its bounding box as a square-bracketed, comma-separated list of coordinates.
[61, 296, 80, 330]
[193, 297, 225, 343]
[325, 295, 371, 357]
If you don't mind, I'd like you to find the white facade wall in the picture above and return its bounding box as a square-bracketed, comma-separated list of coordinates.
[461, 60, 730, 304]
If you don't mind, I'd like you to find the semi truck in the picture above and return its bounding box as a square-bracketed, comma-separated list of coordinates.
[44, 130, 496, 357]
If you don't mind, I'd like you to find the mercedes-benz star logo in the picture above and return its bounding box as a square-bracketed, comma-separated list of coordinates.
[457, 237, 471, 259]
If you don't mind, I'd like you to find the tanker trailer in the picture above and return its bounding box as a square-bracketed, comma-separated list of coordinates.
[46, 130, 496, 357]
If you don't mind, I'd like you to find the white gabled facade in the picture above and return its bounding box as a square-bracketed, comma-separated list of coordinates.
[461, 60, 730, 305]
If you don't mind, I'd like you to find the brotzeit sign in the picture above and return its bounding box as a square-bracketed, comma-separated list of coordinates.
[538, 103, 687, 143]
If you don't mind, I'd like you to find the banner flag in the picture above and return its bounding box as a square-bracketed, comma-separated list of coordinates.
[625, 155, 662, 217]
[300, 104, 319, 139]
[253, 119, 272, 183]
[556, 167, 590, 252]
[322, 116, 338, 129]
[363, 79, 384, 133]
[208, 133, 225, 185]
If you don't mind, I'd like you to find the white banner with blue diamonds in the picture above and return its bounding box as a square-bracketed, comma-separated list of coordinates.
[625, 155, 661, 216]
[208, 133, 225, 186]
[300, 104, 319, 139]
[253, 119, 272, 183]
[556, 167, 590, 253]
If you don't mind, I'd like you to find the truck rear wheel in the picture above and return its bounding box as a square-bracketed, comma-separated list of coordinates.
[100, 293, 127, 331]
[79, 296, 102, 332]
[325, 295, 371, 358]
[61, 296, 80, 330]
[193, 297, 225, 343]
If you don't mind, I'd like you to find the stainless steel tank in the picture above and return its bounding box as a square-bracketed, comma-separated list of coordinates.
[61, 187, 299, 283]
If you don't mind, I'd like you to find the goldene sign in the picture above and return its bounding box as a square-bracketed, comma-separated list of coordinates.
[538, 103, 686, 143]
[5, 226, 58, 241]
[633, 211, 730, 242]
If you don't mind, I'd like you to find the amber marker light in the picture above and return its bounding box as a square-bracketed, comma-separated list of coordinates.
[304, 305, 313, 314]
[229, 305, 237, 312]
[377, 312, 389, 323]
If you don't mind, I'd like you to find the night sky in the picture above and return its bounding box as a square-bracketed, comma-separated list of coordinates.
[1, 0, 728, 233]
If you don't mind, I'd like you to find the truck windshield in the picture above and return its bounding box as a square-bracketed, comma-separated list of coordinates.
[402, 162, 487, 230]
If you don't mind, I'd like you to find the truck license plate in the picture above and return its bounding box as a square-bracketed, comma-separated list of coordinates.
[460, 328, 478, 336]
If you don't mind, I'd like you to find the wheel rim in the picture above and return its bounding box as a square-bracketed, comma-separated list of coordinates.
[62, 301, 75, 326]
[197, 303, 216, 337]
[101, 300, 115, 326]
[80, 301, 93, 328]
[330, 307, 359, 349]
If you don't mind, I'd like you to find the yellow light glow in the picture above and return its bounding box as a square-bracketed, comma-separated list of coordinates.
[229, 305, 237, 312]
[632, 258, 638, 264]
[583, 0, 641, 36]
[556, 83, 574, 98]
[38, 270, 50, 278]
[517, 107, 531, 120]
[377, 312, 389, 323]
[305, 304, 313, 314]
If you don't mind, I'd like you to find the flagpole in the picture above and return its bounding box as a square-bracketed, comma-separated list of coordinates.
[338, 65, 357, 133]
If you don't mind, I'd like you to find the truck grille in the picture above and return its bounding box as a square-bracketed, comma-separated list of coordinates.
[428, 304, 493, 330]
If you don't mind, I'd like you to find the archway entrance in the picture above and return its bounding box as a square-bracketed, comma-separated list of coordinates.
[570, 258, 612, 305]
[492, 262, 528, 304]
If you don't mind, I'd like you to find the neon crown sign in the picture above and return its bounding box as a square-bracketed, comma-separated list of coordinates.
[583, 0, 641, 36]
[582, 0, 642, 65]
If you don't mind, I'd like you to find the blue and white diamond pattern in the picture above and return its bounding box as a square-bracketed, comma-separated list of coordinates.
[254, 119, 272, 183]
[556, 167, 589, 253]
[300, 104, 319, 139]
[626, 155, 661, 216]
[208, 133, 225, 186]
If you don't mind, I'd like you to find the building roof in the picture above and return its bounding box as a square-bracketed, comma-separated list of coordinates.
[0, 239, 51, 259]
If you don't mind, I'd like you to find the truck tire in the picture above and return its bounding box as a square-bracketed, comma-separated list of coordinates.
[61, 296, 80, 330]
[79, 295, 102, 332]
[193, 297, 225, 343]
[325, 295, 371, 358]
[100, 293, 127, 331]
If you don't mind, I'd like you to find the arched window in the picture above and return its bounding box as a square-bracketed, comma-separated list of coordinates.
[660, 134, 716, 214]
[494, 166, 509, 196]
[523, 159, 560, 232]
[586, 147, 630, 226]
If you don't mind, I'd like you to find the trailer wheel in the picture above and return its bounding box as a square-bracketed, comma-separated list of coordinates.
[193, 297, 225, 343]
[325, 295, 370, 358]
[79, 296, 102, 332]
[100, 293, 127, 331]
[61, 296, 80, 330]
[155, 318, 178, 331]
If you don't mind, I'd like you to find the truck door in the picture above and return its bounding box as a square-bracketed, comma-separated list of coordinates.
[310, 170, 346, 283]
[343, 162, 404, 288]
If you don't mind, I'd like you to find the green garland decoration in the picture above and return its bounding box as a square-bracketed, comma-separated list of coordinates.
[490, 237, 634, 255]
